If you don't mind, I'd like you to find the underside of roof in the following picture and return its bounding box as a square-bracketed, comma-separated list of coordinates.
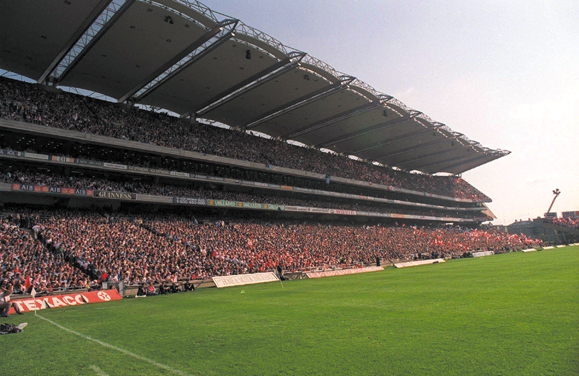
[0, 0, 510, 174]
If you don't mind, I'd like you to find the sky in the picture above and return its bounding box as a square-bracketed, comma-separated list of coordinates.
[201, 0, 579, 225]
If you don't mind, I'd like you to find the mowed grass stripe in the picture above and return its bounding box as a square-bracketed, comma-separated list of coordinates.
[3, 247, 578, 376]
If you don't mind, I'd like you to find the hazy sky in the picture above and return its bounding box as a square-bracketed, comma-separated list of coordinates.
[203, 0, 579, 225]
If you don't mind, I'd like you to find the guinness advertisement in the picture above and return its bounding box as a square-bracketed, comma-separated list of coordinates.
[94, 191, 136, 200]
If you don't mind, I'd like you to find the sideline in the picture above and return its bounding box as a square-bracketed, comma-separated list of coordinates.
[90, 365, 110, 376]
[36, 314, 194, 376]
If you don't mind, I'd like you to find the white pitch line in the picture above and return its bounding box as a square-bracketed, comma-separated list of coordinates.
[82, 306, 124, 311]
[90, 365, 109, 376]
[37, 314, 194, 376]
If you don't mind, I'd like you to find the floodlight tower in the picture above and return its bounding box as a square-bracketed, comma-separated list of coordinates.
[546, 188, 561, 215]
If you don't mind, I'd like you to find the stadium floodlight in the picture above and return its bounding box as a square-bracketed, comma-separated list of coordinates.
[546, 189, 561, 215]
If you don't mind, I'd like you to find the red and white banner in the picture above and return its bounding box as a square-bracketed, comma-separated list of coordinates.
[306, 266, 383, 279]
[8, 289, 122, 314]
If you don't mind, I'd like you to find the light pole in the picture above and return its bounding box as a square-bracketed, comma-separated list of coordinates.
[546, 189, 561, 216]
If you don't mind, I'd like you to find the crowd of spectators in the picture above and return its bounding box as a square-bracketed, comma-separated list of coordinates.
[1, 168, 489, 221]
[0, 77, 490, 201]
[0, 214, 92, 294]
[545, 216, 579, 230]
[0, 209, 541, 293]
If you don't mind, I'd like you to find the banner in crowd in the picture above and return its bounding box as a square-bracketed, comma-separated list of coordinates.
[264, 204, 285, 211]
[209, 199, 238, 207]
[0, 148, 19, 156]
[23, 152, 48, 160]
[77, 158, 103, 166]
[306, 266, 384, 279]
[213, 272, 280, 288]
[173, 197, 208, 205]
[240, 202, 265, 209]
[329, 209, 356, 215]
[51, 155, 75, 163]
[93, 190, 136, 200]
[11, 183, 93, 196]
[1, 148, 483, 222]
[8, 289, 122, 313]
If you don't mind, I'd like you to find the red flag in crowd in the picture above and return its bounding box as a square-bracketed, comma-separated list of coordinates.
[24, 275, 32, 291]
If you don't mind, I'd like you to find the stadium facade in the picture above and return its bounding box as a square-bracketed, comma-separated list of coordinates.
[2, 1, 556, 302]
[0, 0, 510, 226]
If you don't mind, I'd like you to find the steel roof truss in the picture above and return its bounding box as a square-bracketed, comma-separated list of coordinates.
[130, 18, 238, 103]
[429, 153, 493, 174]
[374, 136, 454, 162]
[245, 75, 355, 130]
[38, 0, 114, 84]
[196, 51, 306, 116]
[395, 143, 467, 168]
[417, 148, 479, 170]
[319, 114, 411, 149]
[287, 101, 379, 140]
[446, 155, 501, 175]
[349, 124, 441, 154]
[52, 0, 136, 84]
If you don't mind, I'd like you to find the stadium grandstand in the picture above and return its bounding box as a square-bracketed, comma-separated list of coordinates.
[1, 0, 533, 296]
[507, 211, 579, 245]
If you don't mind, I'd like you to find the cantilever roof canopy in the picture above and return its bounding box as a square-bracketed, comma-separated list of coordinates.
[0, 0, 509, 175]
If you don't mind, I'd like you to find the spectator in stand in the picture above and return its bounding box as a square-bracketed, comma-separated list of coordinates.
[5, 208, 540, 286]
[147, 281, 158, 296]
[0, 76, 489, 201]
[547, 216, 579, 229]
[0, 219, 90, 293]
[0, 168, 489, 222]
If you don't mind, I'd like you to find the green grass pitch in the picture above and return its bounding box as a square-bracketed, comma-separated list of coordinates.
[3, 247, 578, 376]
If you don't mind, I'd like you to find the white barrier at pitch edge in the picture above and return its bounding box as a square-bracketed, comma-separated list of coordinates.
[212, 272, 279, 288]
[472, 251, 494, 258]
[306, 266, 383, 279]
[394, 258, 445, 268]
[522, 248, 537, 253]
